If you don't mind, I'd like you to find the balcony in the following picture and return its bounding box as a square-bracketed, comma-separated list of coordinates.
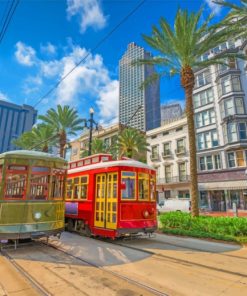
[150, 154, 159, 161]
[157, 175, 190, 185]
[162, 150, 172, 159]
[175, 147, 186, 156]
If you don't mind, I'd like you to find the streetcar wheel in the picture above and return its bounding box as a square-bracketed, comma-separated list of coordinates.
[67, 219, 74, 232]
[84, 225, 92, 237]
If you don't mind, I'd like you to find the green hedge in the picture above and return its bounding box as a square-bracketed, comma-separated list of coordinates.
[159, 212, 247, 243]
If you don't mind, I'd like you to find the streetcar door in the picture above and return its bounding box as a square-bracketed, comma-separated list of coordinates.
[94, 172, 118, 229]
[105, 173, 117, 229]
[95, 174, 106, 228]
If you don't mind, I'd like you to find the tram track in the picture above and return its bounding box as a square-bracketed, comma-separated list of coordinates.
[43, 240, 168, 296]
[109, 237, 247, 278]
[1, 239, 168, 296]
[0, 247, 50, 296]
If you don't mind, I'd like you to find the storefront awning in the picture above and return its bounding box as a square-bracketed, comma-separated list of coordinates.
[199, 180, 247, 191]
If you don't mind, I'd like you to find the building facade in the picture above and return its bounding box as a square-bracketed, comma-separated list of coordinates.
[0, 100, 37, 153]
[193, 39, 247, 213]
[147, 115, 190, 202]
[119, 42, 160, 131]
[70, 123, 121, 161]
[161, 103, 183, 123]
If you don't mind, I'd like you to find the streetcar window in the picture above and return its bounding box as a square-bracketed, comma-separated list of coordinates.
[5, 173, 27, 199]
[51, 169, 66, 199]
[8, 165, 26, 171]
[138, 173, 149, 201]
[66, 179, 73, 199]
[92, 157, 99, 163]
[29, 167, 50, 200]
[73, 178, 79, 199]
[121, 171, 136, 200]
[80, 176, 88, 199]
[150, 175, 156, 201]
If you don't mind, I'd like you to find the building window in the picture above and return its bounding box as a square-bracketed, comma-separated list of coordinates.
[227, 152, 235, 168]
[177, 139, 185, 153]
[195, 69, 211, 88]
[219, 75, 242, 96]
[178, 190, 190, 199]
[165, 165, 172, 183]
[236, 151, 245, 167]
[227, 123, 238, 142]
[236, 97, 245, 114]
[163, 142, 170, 156]
[214, 154, 221, 169]
[199, 157, 206, 171]
[220, 97, 245, 119]
[225, 98, 234, 116]
[151, 145, 159, 159]
[239, 123, 247, 140]
[178, 162, 186, 181]
[195, 109, 216, 128]
[199, 154, 221, 171]
[197, 130, 218, 150]
[193, 88, 213, 108]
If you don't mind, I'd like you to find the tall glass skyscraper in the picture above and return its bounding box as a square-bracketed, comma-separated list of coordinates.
[0, 100, 37, 153]
[119, 42, 160, 131]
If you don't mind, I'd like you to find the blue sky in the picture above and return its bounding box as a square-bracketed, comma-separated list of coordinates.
[0, 0, 233, 126]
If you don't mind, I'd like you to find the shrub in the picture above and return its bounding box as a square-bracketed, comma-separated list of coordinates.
[159, 212, 247, 242]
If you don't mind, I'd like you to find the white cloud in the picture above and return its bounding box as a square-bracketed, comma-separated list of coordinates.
[15, 41, 37, 66]
[23, 75, 43, 95]
[0, 91, 9, 101]
[67, 0, 107, 33]
[97, 80, 119, 125]
[205, 0, 222, 15]
[40, 42, 57, 55]
[15, 41, 119, 124]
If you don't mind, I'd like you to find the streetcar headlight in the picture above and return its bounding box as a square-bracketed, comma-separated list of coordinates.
[143, 210, 149, 218]
[34, 212, 42, 220]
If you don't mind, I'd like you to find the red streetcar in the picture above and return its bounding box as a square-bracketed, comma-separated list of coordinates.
[65, 154, 157, 238]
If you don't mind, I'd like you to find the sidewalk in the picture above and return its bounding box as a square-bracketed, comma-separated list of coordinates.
[0, 255, 38, 296]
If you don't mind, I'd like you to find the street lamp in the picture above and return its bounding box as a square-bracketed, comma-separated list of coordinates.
[83, 108, 98, 156]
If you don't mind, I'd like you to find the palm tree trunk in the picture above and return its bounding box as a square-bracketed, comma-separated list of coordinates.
[59, 130, 66, 158]
[181, 66, 199, 217]
[42, 144, 48, 153]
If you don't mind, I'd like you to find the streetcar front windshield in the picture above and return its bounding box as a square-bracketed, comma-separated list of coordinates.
[5, 165, 27, 199]
[121, 171, 136, 200]
[29, 167, 50, 200]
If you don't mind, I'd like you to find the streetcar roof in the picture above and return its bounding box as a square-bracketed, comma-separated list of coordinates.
[0, 150, 66, 163]
[68, 158, 156, 174]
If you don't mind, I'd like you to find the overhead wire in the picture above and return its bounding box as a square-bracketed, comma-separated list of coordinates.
[0, 0, 20, 44]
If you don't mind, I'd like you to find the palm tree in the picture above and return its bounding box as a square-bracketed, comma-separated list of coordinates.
[213, 0, 247, 38]
[38, 105, 84, 157]
[12, 130, 34, 150]
[138, 8, 244, 216]
[12, 124, 56, 152]
[80, 138, 107, 158]
[31, 124, 57, 152]
[117, 128, 149, 160]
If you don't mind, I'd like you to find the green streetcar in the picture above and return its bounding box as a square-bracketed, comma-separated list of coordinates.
[0, 150, 67, 240]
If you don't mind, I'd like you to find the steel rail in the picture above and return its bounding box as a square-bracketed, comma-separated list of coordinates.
[42, 240, 168, 296]
[0, 248, 51, 296]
